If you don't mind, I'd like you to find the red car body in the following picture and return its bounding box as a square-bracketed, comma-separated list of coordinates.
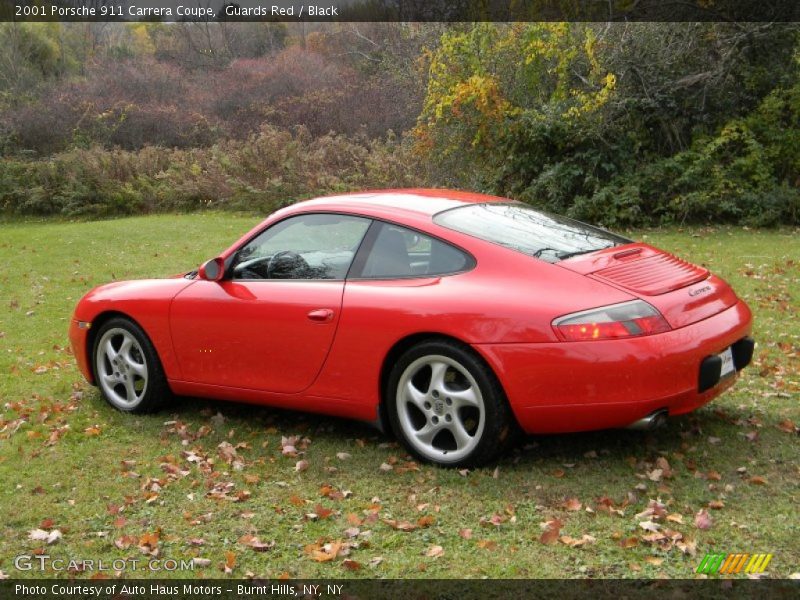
[69, 189, 753, 434]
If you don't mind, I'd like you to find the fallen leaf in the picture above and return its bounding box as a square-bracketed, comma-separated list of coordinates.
[676, 538, 697, 556]
[477, 539, 498, 550]
[307, 541, 343, 562]
[29, 529, 62, 545]
[425, 545, 444, 558]
[223, 550, 236, 573]
[694, 509, 712, 530]
[238, 534, 275, 552]
[295, 460, 309, 473]
[217, 441, 237, 464]
[708, 500, 725, 510]
[459, 528, 473, 539]
[192, 558, 211, 567]
[748, 476, 767, 486]
[655, 457, 673, 478]
[639, 520, 661, 532]
[777, 419, 797, 434]
[138, 530, 160, 556]
[480, 513, 506, 527]
[417, 515, 435, 528]
[619, 537, 639, 549]
[563, 497, 582, 511]
[314, 504, 333, 520]
[368, 556, 383, 568]
[539, 518, 562, 545]
[342, 559, 361, 571]
[346, 513, 362, 526]
[666, 513, 684, 524]
[114, 535, 136, 550]
[560, 534, 596, 547]
[336, 452, 352, 460]
[383, 519, 417, 532]
[645, 556, 663, 566]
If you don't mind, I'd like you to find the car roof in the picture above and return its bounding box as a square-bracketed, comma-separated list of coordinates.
[289, 188, 511, 219]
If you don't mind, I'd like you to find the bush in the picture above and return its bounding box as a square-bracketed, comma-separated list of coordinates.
[0, 125, 420, 217]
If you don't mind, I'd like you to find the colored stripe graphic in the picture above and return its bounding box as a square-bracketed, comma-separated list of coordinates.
[697, 553, 773, 574]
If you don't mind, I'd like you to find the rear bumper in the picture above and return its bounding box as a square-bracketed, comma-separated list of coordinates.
[473, 300, 753, 434]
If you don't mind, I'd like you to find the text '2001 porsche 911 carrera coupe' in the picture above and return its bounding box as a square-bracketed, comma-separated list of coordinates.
[70, 189, 754, 467]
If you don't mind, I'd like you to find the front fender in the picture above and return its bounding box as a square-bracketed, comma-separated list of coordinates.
[71, 279, 195, 381]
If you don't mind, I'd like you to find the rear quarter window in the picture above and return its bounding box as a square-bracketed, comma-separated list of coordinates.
[357, 222, 472, 279]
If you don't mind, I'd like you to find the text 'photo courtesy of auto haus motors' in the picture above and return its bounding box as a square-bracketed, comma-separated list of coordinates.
[69, 189, 755, 468]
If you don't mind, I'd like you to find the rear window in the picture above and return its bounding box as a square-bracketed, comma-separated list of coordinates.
[434, 203, 629, 263]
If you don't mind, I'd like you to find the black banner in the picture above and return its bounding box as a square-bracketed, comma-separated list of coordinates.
[2, 579, 800, 600]
[2, 0, 800, 23]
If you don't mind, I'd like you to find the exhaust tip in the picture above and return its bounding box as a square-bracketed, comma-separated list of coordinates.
[627, 409, 669, 431]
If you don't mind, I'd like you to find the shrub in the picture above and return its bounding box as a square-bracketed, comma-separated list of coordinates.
[0, 125, 420, 217]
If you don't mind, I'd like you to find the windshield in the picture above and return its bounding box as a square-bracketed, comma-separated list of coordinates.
[434, 203, 629, 263]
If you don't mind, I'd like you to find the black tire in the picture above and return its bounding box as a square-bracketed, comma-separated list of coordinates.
[385, 339, 518, 468]
[92, 317, 170, 413]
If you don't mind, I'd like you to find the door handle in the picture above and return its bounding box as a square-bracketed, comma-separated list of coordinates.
[307, 308, 334, 323]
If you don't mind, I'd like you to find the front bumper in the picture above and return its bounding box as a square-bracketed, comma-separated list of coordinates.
[69, 319, 94, 384]
[473, 300, 753, 434]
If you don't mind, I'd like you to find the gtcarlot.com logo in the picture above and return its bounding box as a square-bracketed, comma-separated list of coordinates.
[696, 553, 773, 575]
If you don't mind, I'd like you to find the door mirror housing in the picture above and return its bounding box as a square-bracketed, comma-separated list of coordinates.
[198, 257, 225, 282]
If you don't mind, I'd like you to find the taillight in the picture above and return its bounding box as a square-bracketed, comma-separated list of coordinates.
[553, 300, 671, 342]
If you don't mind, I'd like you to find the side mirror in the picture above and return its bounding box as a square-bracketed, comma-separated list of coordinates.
[198, 257, 225, 282]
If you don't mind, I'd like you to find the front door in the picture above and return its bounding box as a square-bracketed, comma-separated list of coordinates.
[169, 213, 371, 394]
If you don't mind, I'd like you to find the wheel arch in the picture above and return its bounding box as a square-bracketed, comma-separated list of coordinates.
[377, 332, 517, 434]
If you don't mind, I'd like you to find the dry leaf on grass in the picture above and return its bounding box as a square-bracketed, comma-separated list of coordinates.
[305, 541, 343, 562]
[425, 545, 444, 558]
[222, 551, 236, 573]
[28, 529, 62, 545]
[560, 534, 596, 548]
[539, 519, 563, 545]
[694, 509, 713, 530]
[238, 534, 275, 552]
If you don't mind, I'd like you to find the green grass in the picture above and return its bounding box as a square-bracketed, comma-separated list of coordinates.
[0, 215, 798, 579]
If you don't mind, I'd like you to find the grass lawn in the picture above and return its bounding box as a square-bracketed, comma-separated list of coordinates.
[0, 214, 798, 579]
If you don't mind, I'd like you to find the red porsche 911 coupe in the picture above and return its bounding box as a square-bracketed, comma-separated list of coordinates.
[69, 189, 754, 467]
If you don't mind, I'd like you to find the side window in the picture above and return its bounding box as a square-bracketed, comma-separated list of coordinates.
[360, 222, 471, 279]
[232, 214, 370, 280]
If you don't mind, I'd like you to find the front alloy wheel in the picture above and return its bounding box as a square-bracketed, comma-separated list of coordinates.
[92, 317, 169, 413]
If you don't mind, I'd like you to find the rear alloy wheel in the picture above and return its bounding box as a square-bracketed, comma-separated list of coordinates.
[387, 340, 516, 467]
[93, 318, 169, 413]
